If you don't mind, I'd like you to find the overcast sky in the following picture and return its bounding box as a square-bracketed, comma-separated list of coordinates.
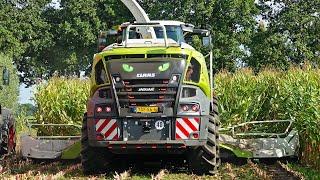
[19, 84, 35, 104]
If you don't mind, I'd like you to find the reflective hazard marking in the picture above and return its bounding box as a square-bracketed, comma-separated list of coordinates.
[95, 119, 120, 140]
[175, 118, 200, 140]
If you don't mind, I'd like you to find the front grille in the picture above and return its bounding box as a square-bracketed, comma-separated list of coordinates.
[114, 79, 179, 111]
[106, 54, 145, 60]
[147, 54, 188, 59]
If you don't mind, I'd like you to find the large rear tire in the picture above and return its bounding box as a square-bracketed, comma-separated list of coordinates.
[188, 97, 220, 174]
[0, 121, 16, 156]
[81, 113, 112, 174]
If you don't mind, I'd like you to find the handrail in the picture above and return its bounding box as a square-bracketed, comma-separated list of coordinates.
[27, 123, 81, 128]
[125, 23, 168, 48]
[219, 119, 294, 137]
[25, 119, 81, 138]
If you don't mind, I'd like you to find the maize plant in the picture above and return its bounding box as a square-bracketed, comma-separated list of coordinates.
[34, 66, 319, 170]
[216, 65, 320, 170]
[34, 77, 90, 136]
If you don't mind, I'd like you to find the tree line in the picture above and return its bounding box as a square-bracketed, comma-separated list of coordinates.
[0, 0, 319, 86]
[0, 54, 19, 110]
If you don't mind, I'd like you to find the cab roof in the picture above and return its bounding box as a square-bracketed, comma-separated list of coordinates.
[150, 20, 185, 26]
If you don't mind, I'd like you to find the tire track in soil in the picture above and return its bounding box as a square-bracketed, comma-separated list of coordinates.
[0, 154, 82, 178]
[250, 160, 304, 180]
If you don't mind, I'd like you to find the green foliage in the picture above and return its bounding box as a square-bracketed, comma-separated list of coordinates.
[15, 106, 33, 135]
[139, 0, 259, 72]
[1, 1, 318, 85]
[0, 1, 53, 86]
[0, 0, 133, 86]
[15, 103, 37, 134]
[34, 77, 90, 135]
[247, 0, 320, 70]
[0, 54, 19, 110]
[0, 0, 260, 83]
[17, 103, 36, 117]
[33, 67, 320, 169]
[215, 66, 320, 170]
[271, 0, 320, 64]
[288, 163, 320, 179]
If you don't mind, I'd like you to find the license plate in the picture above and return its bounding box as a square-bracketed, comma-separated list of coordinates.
[136, 106, 159, 113]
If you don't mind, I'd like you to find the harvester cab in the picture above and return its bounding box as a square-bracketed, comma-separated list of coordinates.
[0, 66, 16, 156]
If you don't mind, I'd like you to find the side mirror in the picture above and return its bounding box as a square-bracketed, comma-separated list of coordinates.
[181, 23, 195, 33]
[202, 36, 212, 47]
[2, 67, 9, 86]
[98, 31, 109, 52]
[97, 30, 120, 52]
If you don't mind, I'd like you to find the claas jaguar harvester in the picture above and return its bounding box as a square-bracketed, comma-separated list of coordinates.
[81, 0, 219, 175]
[17, 0, 299, 174]
[81, 0, 300, 175]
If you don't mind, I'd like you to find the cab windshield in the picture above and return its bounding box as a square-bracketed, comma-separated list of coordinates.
[154, 25, 185, 44]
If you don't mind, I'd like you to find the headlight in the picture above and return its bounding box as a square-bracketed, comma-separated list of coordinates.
[178, 103, 201, 115]
[95, 104, 114, 116]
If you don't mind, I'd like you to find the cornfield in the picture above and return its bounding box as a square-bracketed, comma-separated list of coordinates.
[34, 66, 320, 170]
[216, 65, 320, 170]
[34, 76, 90, 136]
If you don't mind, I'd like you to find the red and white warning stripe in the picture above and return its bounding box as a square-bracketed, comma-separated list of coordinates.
[175, 117, 200, 140]
[95, 119, 120, 140]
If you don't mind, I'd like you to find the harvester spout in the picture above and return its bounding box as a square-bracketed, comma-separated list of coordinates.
[120, 0, 156, 39]
[120, 0, 150, 22]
